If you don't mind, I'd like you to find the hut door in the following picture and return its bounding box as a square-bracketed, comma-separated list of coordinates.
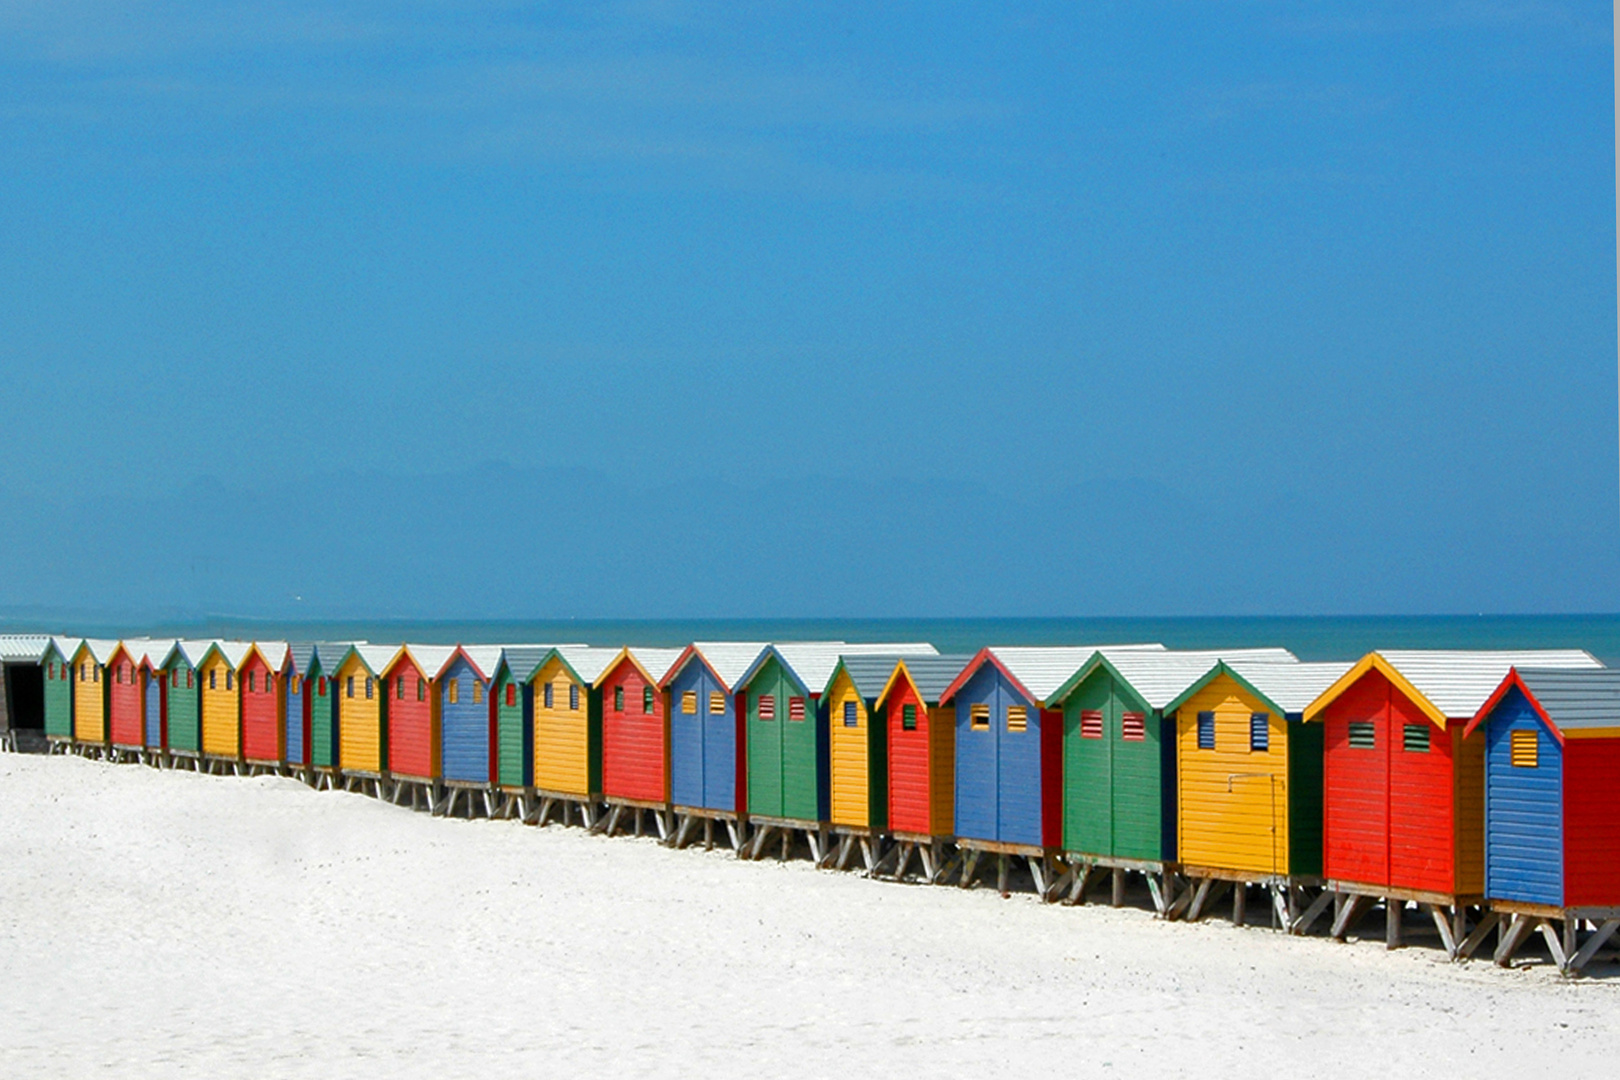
[1064, 675, 1113, 858]
[748, 670, 785, 819]
[1326, 674, 1391, 887]
[996, 681, 1042, 847]
[700, 672, 736, 813]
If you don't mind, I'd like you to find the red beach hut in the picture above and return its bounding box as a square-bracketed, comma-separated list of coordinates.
[597, 646, 684, 838]
[240, 642, 288, 772]
[106, 639, 150, 758]
[385, 644, 454, 809]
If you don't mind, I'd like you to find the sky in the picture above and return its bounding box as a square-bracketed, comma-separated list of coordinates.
[0, 1, 1614, 620]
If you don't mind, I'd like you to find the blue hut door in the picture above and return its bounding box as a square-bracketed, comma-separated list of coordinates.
[997, 684, 1041, 847]
[144, 671, 162, 748]
[954, 667, 1001, 844]
[669, 668, 705, 809]
[702, 672, 736, 813]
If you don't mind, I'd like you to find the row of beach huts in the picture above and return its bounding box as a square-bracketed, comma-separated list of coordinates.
[5, 634, 1620, 975]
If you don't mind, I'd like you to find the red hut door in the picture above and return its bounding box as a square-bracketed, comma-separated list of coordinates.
[1325, 672, 1391, 888]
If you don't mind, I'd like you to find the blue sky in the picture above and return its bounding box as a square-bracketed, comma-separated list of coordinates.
[0, 2, 1614, 619]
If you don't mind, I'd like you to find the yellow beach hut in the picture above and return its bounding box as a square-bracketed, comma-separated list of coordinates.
[1164, 658, 1350, 929]
[527, 645, 621, 828]
[69, 638, 118, 754]
[334, 643, 400, 797]
[197, 641, 252, 772]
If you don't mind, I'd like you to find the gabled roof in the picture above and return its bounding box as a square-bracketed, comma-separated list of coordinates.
[1049, 647, 1299, 710]
[133, 639, 175, 668]
[333, 643, 402, 677]
[1466, 667, 1620, 742]
[0, 635, 51, 663]
[47, 637, 80, 662]
[450, 645, 506, 682]
[739, 642, 939, 697]
[393, 644, 457, 678]
[1165, 659, 1354, 719]
[1304, 649, 1604, 726]
[939, 644, 1165, 706]
[72, 638, 120, 665]
[201, 640, 253, 670]
[497, 646, 551, 682]
[305, 641, 362, 673]
[606, 646, 686, 688]
[833, 654, 976, 707]
[659, 642, 772, 691]
[163, 640, 214, 670]
[287, 643, 317, 674]
[245, 641, 289, 671]
[534, 645, 623, 686]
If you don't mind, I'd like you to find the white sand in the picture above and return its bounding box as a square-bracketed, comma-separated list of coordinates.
[0, 754, 1614, 1078]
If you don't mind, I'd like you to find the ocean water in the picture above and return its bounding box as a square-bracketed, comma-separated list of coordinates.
[27, 614, 1620, 667]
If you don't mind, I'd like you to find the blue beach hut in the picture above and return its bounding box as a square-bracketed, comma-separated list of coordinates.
[661, 642, 768, 850]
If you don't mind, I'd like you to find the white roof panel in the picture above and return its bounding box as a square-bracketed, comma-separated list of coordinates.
[989, 644, 1165, 701]
[249, 641, 289, 670]
[351, 643, 402, 675]
[685, 642, 772, 690]
[1091, 647, 1298, 709]
[625, 647, 686, 685]
[456, 645, 507, 681]
[754, 642, 937, 695]
[1376, 649, 1604, 718]
[77, 638, 119, 665]
[400, 644, 457, 677]
[1225, 659, 1356, 713]
[0, 635, 51, 662]
[554, 645, 625, 684]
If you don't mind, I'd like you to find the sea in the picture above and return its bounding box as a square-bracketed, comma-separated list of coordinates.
[21, 614, 1620, 667]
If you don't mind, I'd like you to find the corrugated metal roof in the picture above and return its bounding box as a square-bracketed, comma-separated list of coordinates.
[134, 639, 176, 668]
[499, 646, 552, 682]
[988, 644, 1166, 702]
[163, 640, 214, 670]
[674, 642, 773, 690]
[455, 645, 506, 681]
[1224, 659, 1356, 714]
[1377, 650, 1604, 718]
[838, 654, 976, 704]
[47, 637, 80, 662]
[310, 641, 362, 672]
[287, 643, 317, 674]
[742, 642, 938, 696]
[207, 640, 253, 669]
[1069, 647, 1300, 709]
[552, 645, 624, 685]
[625, 646, 685, 686]
[0, 635, 51, 662]
[1513, 668, 1620, 733]
[343, 643, 401, 676]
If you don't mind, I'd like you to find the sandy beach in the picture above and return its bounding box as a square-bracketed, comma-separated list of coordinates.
[0, 753, 1614, 1077]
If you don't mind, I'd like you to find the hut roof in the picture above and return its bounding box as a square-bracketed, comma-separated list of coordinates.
[939, 644, 1165, 706]
[836, 654, 976, 706]
[395, 644, 456, 677]
[660, 642, 772, 691]
[47, 636, 80, 662]
[739, 642, 939, 697]
[334, 643, 401, 677]
[619, 646, 686, 686]
[1305, 649, 1604, 726]
[1466, 667, 1620, 742]
[73, 638, 120, 665]
[1166, 659, 1354, 718]
[163, 640, 213, 670]
[203, 640, 253, 669]
[1050, 647, 1300, 710]
[0, 635, 51, 662]
[452, 645, 507, 681]
[287, 643, 317, 673]
[537, 645, 623, 686]
[246, 641, 289, 671]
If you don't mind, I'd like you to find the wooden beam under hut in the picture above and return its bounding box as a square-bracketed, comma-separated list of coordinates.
[593, 799, 672, 841]
[668, 806, 746, 852]
[742, 815, 829, 864]
[524, 790, 601, 830]
[1487, 902, 1620, 975]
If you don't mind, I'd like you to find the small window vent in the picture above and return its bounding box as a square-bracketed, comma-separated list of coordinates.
[1007, 706, 1027, 733]
[902, 704, 918, 731]
[1122, 712, 1146, 742]
[970, 703, 990, 730]
[1348, 721, 1376, 750]
[788, 697, 806, 722]
[1403, 723, 1430, 753]
[1197, 711, 1215, 750]
[1510, 729, 1539, 769]
[758, 695, 776, 721]
[1080, 709, 1104, 739]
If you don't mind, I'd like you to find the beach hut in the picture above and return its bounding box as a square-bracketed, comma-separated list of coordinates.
[491, 646, 546, 818]
[334, 643, 400, 797]
[383, 644, 454, 809]
[139, 641, 170, 762]
[306, 642, 351, 788]
[1044, 647, 1298, 911]
[1163, 659, 1352, 929]
[68, 639, 117, 755]
[662, 642, 769, 850]
[0, 635, 51, 753]
[522, 645, 624, 828]
[1463, 667, 1620, 973]
[939, 645, 1164, 894]
[596, 646, 685, 839]
[196, 641, 251, 772]
[824, 653, 974, 880]
[239, 642, 288, 773]
[281, 644, 316, 780]
[42, 637, 78, 752]
[436, 645, 505, 816]
[733, 642, 940, 863]
[160, 641, 210, 769]
[1302, 649, 1602, 952]
[106, 639, 153, 759]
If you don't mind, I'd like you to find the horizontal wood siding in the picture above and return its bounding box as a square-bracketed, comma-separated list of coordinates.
[43, 650, 72, 739]
[668, 661, 738, 812]
[199, 656, 239, 759]
[440, 658, 491, 785]
[494, 671, 528, 788]
[336, 655, 383, 773]
[1322, 671, 1390, 887]
[929, 705, 955, 837]
[1387, 691, 1452, 894]
[601, 658, 666, 804]
[166, 664, 200, 753]
[72, 657, 106, 744]
[828, 668, 869, 828]
[953, 664, 1000, 843]
[1287, 717, 1324, 878]
[108, 652, 142, 747]
[283, 664, 306, 766]
[1563, 739, 1620, 907]
[1483, 689, 1563, 906]
[532, 656, 590, 796]
[1453, 725, 1486, 895]
[308, 661, 336, 769]
[240, 655, 280, 762]
[745, 660, 787, 819]
[1176, 674, 1291, 876]
[387, 661, 435, 781]
[886, 674, 930, 834]
[143, 667, 163, 749]
[1062, 670, 1113, 857]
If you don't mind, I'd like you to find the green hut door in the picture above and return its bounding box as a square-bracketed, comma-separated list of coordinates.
[1064, 673, 1115, 857]
[747, 663, 786, 819]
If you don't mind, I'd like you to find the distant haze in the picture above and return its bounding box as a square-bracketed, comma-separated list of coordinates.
[0, 5, 1614, 619]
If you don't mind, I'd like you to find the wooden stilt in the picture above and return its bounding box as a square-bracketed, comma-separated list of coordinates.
[1386, 900, 1403, 950]
[1292, 889, 1335, 936]
[959, 850, 981, 889]
[1233, 883, 1247, 926]
[1494, 914, 1533, 966]
[1111, 867, 1125, 908]
[995, 854, 1010, 895]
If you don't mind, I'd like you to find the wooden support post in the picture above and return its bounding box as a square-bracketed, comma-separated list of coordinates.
[1269, 884, 1290, 930]
[996, 854, 1010, 895]
[1386, 899, 1403, 950]
[1233, 883, 1247, 926]
[1455, 910, 1502, 960]
[1291, 889, 1334, 937]
[1185, 878, 1215, 922]
[892, 844, 914, 881]
[1147, 873, 1167, 916]
[1049, 863, 1077, 905]
[1538, 919, 1572, 973]
[1111, 867, 1125, 908]
[673, 814, 695, 850]
[1569, 918, 1620, 972]
[1066, 864, 1091, 906]
[1331, 894, 1373, 941]
[725, 819, 741, 850]
[1027, 856, 1048, 898]
[1494, 914, 1534, 967]
[959, 850, 981, 889]
[656, 811, 670, 841]
[1427, 905, 1459, 958]
[600, 804, 623, 837]
[859, 838, 875, 873]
